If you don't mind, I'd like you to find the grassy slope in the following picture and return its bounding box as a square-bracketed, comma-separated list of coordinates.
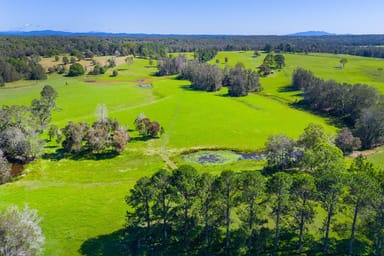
[0, 52, 383, 255]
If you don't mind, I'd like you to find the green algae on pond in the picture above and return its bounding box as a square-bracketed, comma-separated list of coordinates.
[182, 150, 265, 166]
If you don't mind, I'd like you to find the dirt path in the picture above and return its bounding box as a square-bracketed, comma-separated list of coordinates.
[160, 154, 177, 170]
[348, 149, 384, 158]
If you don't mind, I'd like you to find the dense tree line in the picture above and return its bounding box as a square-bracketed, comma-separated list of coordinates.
[125, 124, 384, 255]
[3, 34, 384, 84]
[293, 68, 384, 149]
[3, 35, 384, 60]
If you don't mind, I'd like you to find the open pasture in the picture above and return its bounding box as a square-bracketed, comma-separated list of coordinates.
[1, 51, 384, 255]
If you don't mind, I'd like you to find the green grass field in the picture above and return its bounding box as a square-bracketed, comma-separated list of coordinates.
[1, 52, 383, 255]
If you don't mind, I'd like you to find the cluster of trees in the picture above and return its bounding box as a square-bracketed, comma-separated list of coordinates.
[0, 205, 45, 256]
[58, 118, 129, 154]
[292, 68, 384, 149]
[134, 114, 163, 138]
[4, 35, 384, 58]
[125, 124, 384, 255]
[157, 55, 186, 76]
[258, 53, 285, 77]
[181, 61, 223, 92]
[194, 48, 218, 62]
[52, 112, 163, 155]
[157, 55, 262, 96]
[0, 57, 46, 86]
[225, 63, 261, 96]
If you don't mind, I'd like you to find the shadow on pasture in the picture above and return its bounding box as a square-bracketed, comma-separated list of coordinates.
[179, 85, 196, 91]
[42, 149, 120, 161]
[79, 228, 127, 256]
[277, 84, 302, 94]
[129, 136, 160, 143]
[70, 150, 119, 161]
[42, 149, 66, 161]
[289, 100, 346, 128]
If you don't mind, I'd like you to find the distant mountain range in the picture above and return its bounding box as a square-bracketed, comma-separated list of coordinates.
[287, 31, 336, 36]
[0, 30, 338, 37]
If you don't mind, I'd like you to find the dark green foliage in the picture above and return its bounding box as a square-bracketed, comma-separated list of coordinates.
[194, 48, 218, 62]
[112, 70, 118, 77]
[314, 154, 345, 253]
[346, 157, 380, 255]
[292, 68, 382, 147]
[139, 43, 167, 58]
[213, 170, 240, 251]
[0, 58, 47, 84]
[68, 63, 85, 76]
[30, 85, 58, 131]
[29, 64, 47, 80]
[89, 65, 106, 75]
[291, 173, 316, 251]
[238, 171, 266, 254]
[258, 53, 285, 76]
[268, 172, 292, 252]
[228, 63, 261, 97]
[340, 57, 348, 68]
[274, 54, 285, 69]
[125, 143, 383, 256]
[258, 64, 271, 77]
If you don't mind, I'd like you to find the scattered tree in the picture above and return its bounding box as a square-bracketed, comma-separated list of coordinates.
[340, 57, 348, 68]
[68, 63, 84, 76]
[0, 205, 45, 256]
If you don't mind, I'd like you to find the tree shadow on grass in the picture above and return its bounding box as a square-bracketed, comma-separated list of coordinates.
[277, 85, 303, 97]
[289, 101, 346, 128]
[79, 228, 127, 256]
[42, 149, 66, 161]
[42, 149, 119, 161]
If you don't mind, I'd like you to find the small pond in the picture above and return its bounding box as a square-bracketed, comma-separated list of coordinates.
[182, 150, 265, 165]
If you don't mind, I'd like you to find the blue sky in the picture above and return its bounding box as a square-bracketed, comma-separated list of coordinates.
[1, 0, 383, 34]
